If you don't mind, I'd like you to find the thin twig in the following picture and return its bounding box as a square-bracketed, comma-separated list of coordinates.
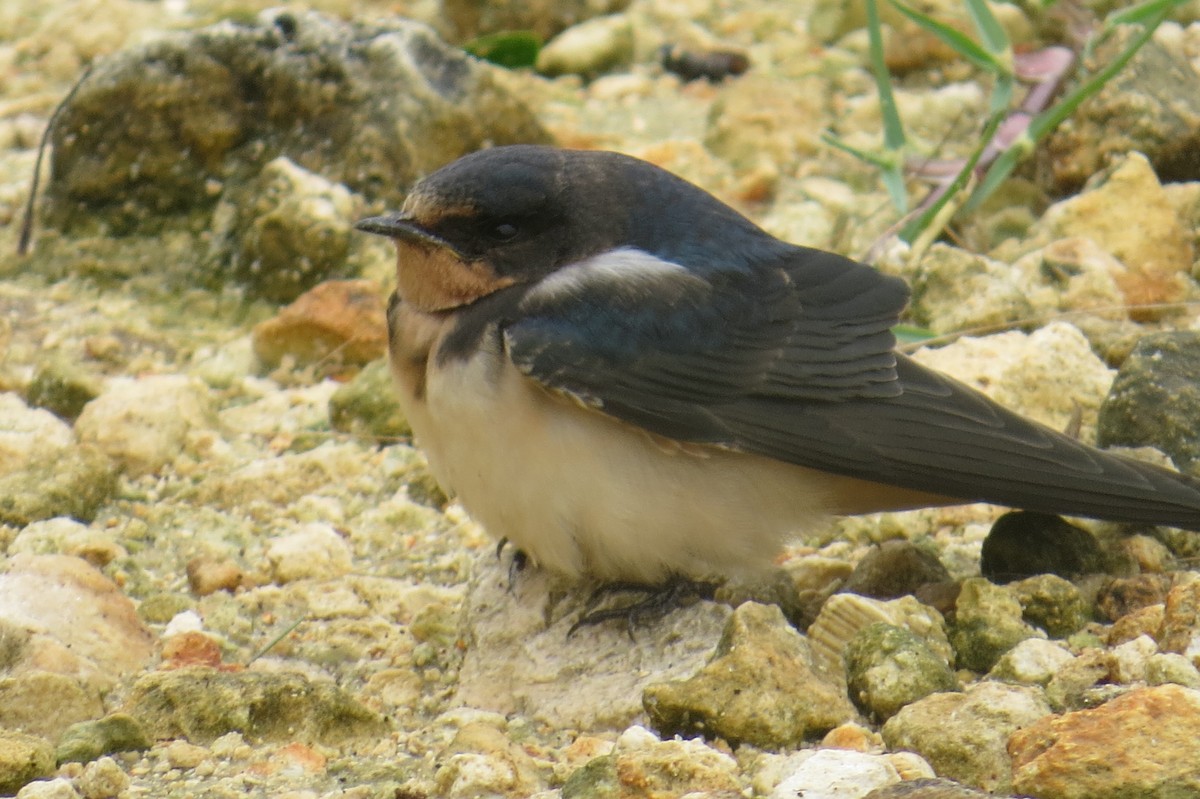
[898, 301, 1200, 353]
[17, 64, 95, 256]
[247, 616, 305, 665]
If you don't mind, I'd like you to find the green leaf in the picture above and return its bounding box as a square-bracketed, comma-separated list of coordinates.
[893, 324, 938, 345]
[463, 30, 541, 69]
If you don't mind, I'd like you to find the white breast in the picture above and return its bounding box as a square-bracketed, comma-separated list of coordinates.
[393, 318, 851, 584]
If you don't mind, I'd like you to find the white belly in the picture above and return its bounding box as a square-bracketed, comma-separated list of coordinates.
[397, 341, 848, 584]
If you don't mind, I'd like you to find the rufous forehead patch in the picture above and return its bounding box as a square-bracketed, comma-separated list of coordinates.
[400, 190, 475, 229]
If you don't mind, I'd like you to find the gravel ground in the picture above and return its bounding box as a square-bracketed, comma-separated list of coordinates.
[4, 1, 1200, 798]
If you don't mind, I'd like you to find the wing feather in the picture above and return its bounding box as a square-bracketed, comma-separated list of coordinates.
[504, 246, 1200, 529]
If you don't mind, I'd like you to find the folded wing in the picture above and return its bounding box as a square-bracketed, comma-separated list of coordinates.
[504, 245, 1200, 530]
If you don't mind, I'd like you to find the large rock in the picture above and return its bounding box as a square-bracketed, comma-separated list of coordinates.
[453, 554, 729, 731]
[643, 602, 856, 748]
[44, 10, 547, 233]
[1041, 27, 1200, 192]
[882, 682, 1052, 794]
[1098, 331, 1200, 474]
[0, 554, 155, 690]
[1010, 684, 1200, 799]
[1031, 153, 1194, 316]
[0, 394, 116, 525]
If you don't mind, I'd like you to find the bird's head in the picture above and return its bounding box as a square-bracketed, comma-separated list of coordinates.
[355, 145, 777, 312]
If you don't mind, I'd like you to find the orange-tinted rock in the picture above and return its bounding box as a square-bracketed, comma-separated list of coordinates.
[1095, 574, 1173, 622]
[252, 279, 387, 370]
[1106, 604, 1165, 647]
[186, 556, 245, 596]
[1159, 578, 1200, 657]
[162, 632, 226, 670]
[1035, 153, 1193, 319]
[1010, 684, 1200, 799]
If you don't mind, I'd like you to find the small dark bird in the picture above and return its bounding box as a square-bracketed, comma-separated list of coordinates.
[356, 145, 1200, 611]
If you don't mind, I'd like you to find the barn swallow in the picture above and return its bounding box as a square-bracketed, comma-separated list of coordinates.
[356, 145, 1200, 601]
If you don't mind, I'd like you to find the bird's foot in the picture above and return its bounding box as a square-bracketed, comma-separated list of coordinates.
[494, 537, 529, 592]
[568, 575, 719, 639]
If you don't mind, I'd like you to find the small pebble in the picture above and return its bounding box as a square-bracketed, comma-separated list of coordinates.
[165, 741, 210, 770]
[76, 757, 129, 799]
[14, 778, 78, 799]
[186, 556, 245, 596]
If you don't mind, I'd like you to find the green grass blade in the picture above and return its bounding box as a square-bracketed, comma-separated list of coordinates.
[963, 0, 1010, 55]
[881, 165, 910, 214]
[1105, 0, 1187, 29]
[1027, 5, 1169, 143]
[867, 0, 907, 151]
[821, 132, 899, 170]
[900, 110, 1004, 242]
[965, 3, 1173, 214]
[890, 0, 1008, 75]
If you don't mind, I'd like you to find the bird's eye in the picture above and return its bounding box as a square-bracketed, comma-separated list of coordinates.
[491, 221, 519, 241]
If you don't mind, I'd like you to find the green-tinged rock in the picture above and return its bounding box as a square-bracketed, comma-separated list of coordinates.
[882, 682, 1052, 794]
[808, 592, 955, 676]
[43, 11, 547, 237]
[1012, 574, 1091, 638]
[328, 359, 411, 442]
[1045, 649, 1113, 711]
[906, 244, 1033, 336]
[844, 622, 959, 721]
[1042, 27, 1200, 192]
[462, 30, 541, 69]
[127, 667, 386, 744]
[0, 673, 104, 742]
[0, 446, 117, 526]
[989, 638, 1075, 687]
[562, 755, 620, 799]
[1098, 331, 1200, 474]
[55, 714, 150, 765]
[212, 157, 355, 303]
[642, 602, 855, 749]
[25, 359, 102, 420]
[1146, 653, 1200, 689]
[951, 578, 1044, 672]
[839, 540, 950, 601]
[0, 731, 55, 794]
[137, 593, 196, 625]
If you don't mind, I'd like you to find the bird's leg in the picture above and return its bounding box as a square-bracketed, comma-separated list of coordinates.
[568, 575, 719, 639]
[494, 537, 529, 592]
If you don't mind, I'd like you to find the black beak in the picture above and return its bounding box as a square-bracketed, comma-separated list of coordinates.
[354, 214, 459, 254]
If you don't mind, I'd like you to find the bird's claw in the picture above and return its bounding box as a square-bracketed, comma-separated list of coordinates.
[567, 576, 718, 640]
